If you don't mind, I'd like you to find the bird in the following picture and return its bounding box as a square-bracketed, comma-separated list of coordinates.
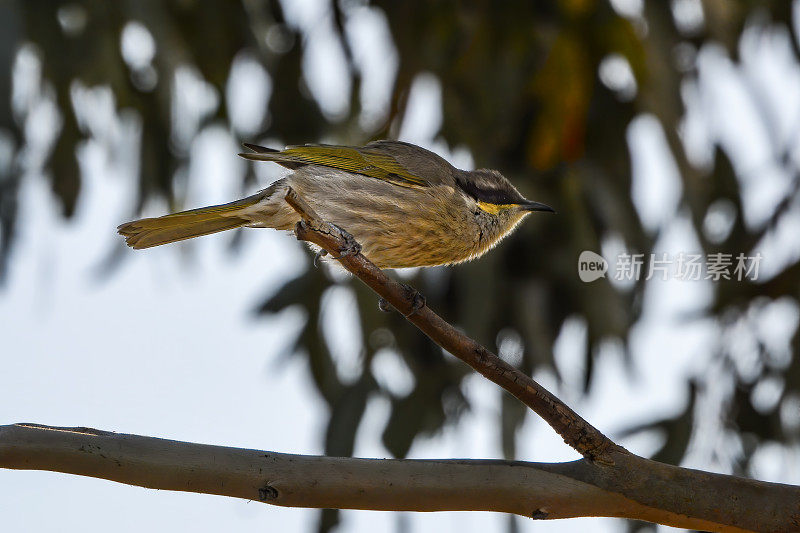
[117, 141, 554, 269]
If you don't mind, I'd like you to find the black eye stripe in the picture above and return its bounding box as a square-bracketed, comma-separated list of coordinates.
[455, 175, 524, 205]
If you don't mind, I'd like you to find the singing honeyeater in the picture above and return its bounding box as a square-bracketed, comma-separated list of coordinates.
[118, 141, 554, 268]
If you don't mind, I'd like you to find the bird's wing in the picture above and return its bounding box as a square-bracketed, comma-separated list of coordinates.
[239, 143, 429, 189]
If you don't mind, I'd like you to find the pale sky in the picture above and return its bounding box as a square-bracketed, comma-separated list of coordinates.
[2, 2, 800, 532]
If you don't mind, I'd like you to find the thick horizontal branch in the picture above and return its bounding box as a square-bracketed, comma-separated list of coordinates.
[5, 423, 798, 532]
[0, 424, 602, 517]
[284, 188, 617, 463]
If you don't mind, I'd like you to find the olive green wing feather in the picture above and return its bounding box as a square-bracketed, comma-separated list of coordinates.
[239, 143, 429, 188]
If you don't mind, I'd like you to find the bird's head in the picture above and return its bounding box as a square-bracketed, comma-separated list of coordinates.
[456, 169, 554, 222]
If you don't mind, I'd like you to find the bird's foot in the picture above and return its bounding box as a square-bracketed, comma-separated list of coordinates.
[377, 284, 425, 317]
[329, 224, 362, 259]
[401, 283, 426, 317]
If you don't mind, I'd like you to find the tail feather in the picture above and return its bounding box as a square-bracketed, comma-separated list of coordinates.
[118, 193, 266, 249]
[242, 142, 278, 154]
[239, 143, 305, 169]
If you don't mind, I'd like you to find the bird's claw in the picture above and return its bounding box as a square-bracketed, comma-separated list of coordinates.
[329, 224, 362, 259]
[313, 249, 328, 268]
[401, 283, 426, 317]
[377, 285, 425, 317]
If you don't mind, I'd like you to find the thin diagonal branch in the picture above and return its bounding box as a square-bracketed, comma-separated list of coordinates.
[284, 187, 619, 463]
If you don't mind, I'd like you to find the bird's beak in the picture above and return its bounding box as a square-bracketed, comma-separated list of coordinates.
[520, 200, 555, 213]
